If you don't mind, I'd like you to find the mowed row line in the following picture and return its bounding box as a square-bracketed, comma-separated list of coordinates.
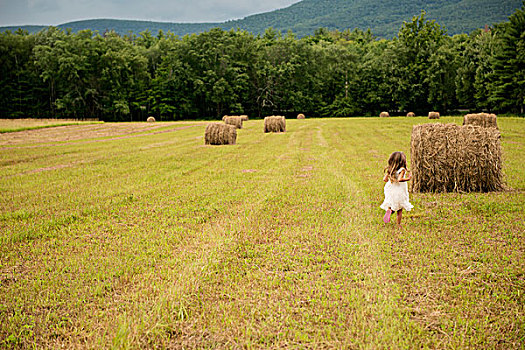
[0, 118, 523, 348]
[1, 119, 419, 347]
[0, 124, 203, 179]
[0, 122, 201, 148]
[161, 121, 422, 347]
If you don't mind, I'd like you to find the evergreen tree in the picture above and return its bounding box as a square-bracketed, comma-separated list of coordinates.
[491, 3, 525, 113]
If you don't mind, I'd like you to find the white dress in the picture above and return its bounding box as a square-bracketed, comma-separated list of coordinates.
[380, 168, 414, 212]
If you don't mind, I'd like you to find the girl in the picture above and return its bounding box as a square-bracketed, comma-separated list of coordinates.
[380, 151, 413, 228]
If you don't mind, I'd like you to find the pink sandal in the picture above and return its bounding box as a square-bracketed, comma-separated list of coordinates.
[383, 209, 392, 223]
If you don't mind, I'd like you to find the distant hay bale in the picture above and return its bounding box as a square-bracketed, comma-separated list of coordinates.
[407, 112, 415, 117]
[205, 123, 237, 145]
[147, 116, 156, 122]
[428, 111, 440, 119]
[380, 112, 390, 118]
[264, 116, 286, 133]
[223, 116, 243, 129]
[411, 123, 504, 193]
[463, 113, 498, 129]
[223, 115, 249, 122]
[297, 113, 306, 119]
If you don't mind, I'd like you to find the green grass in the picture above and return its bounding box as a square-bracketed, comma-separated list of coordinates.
[0, 123, 102, 133]
[0, 117, 523, 348]
[0, 119, 102, 133]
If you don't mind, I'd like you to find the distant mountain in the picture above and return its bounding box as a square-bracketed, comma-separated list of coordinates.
[0, 19, 219, 37]
[2, 0, 522, 38]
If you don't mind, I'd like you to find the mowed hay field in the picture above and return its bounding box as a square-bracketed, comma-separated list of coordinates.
[0, 117, 523, 348]
[0, 119, 101, 133]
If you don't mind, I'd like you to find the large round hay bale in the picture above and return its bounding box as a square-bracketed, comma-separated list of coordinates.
[240, 115, 249, 121]
[205, 123, 237, 145]
[428, 111, 440, 119]
[463, 113, 498, 129]
[406, 112, 415, 117]
[264, 116, 286, 133]
[147, 116, 156, 122]
[380, 112, 390, 118]
[297, 113, 306, 119]
[223, 116, 243, 129]
[410, 123, 504, 193]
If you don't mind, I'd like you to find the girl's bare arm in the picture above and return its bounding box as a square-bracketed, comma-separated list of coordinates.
[399, 169, 412, 182]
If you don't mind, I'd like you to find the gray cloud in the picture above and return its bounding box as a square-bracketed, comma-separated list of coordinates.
[0, 0, 301, 26]
[28, 0, 59, 12]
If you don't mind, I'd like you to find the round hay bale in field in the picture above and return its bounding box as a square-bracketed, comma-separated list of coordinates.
[147, 116, 156, 122]
[223, 116, 243, 129]
[240, 115, 249, 121]
[428, 111, 440, 119]
[264, 116, 286, 133]
[205, 123, 237, 145]
[407, 112, 416, 117]
[463, 113, 498, 129]
[380, 112, 390, 118]
[297, 113, 306, 119]
[410, 123, 504, 193]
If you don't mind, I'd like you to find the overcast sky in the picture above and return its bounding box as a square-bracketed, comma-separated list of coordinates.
[0, 0, 302, 26]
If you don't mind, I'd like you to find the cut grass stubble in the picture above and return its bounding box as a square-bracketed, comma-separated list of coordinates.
[0, 117, 523, 348]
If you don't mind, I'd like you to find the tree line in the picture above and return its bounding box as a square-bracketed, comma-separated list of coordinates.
[0, 9, 523, 121]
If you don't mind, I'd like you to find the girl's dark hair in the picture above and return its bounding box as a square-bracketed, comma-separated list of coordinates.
[385, 151, 408, 182]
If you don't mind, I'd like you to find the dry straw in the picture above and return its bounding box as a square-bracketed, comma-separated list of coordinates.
[264, 116, 286, 133]
[147, 116, 156, 122]
[463, 113, 498, 129]
[407, 112, 416, 117]
[297, 113, 306, 119]
[205, 123, 237, 145]
[223, 115, 249, 122]
[380, 112, 390, 118]
[223, 116, 243, 129]
[411, 123, 504, 193]
[428, 111, 440, 119]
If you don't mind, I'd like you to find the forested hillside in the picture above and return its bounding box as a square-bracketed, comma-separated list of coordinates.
[1, 0, 522, 38]
[229, 0, 523, 38]
[1, 7, 524, 121]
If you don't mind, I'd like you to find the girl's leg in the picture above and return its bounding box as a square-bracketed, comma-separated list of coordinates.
[383, 207, 392, 223]
[396, 209, 403, 228]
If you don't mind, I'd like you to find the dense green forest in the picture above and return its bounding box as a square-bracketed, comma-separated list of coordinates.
[1, 7, 524, 121]
[1, 0, 522, 39]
